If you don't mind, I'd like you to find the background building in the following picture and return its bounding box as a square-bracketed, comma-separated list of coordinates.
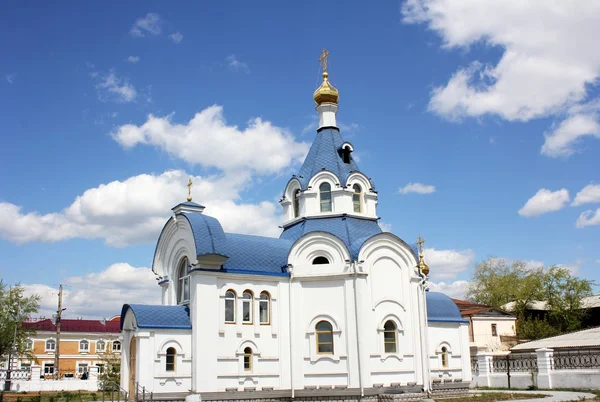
[20, 316, 121, 378]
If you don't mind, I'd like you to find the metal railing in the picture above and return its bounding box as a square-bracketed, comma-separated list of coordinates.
[0, 369, 30, 380]
[491, 355, 538, 373]
[551, 350, 600, 370]
[101, 380, 128, 402]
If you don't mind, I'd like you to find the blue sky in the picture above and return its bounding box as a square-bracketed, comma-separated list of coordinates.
[1, 1, 599, 317]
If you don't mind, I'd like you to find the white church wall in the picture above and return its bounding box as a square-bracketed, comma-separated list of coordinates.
[148, 331, 193, 393]
[428, 322, 471, 383]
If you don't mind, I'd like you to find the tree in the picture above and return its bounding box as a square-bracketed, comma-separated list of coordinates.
[467, 257, 594, 340]
[0, 281, 41, 360]
[97, 349, 121, 391]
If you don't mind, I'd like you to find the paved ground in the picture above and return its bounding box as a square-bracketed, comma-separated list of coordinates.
[477, 390, 597, 401]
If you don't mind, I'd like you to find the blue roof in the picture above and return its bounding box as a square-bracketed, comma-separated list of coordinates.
[179, 213, 228, 257]
[221, 233, 291, 276]
[426, 292, 467, 323]
[280, 216, 382, 260]
[120, 304, 192, 330]
[174, 201, 205, 209]
[296, 127, 372, 190]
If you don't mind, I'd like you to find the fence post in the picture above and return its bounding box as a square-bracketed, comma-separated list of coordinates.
[476, 352, 494, 387]
[536, 348, 553, 389]
[506, 354, 511, 389]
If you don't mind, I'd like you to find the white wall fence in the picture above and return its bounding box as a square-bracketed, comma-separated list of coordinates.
[472, 348, 600, 390]
[0, 366, 100, 392]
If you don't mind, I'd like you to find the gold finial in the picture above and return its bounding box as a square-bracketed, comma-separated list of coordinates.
[314, 49, 339, 106]
[416, 234, 430, 276]
[319, 48, 330, 73]
[187, 178, 193, 202]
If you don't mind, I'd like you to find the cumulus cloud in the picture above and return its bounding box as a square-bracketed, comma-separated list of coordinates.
[572, 184, 600, 206]
[112, 105, 309, 174]
[379, 222, 392, 232]
[398, 182, 436, 195]
[429, 280, 470, 299]
[423, 247, 475, 280]
[169, 32, 183, 44]
[95, 71, 136, 103]
[130, 13, 162, 37]
[227, 55, 250, 73]
[401, 0, 600, 157]
[127, 56, 140, 63]
[23, 263, 159, 319]
[0, 170, 283, 247]
[518, 188, 570, 217]
[576, 208, 600, 228]
[5, 74, 16, 84]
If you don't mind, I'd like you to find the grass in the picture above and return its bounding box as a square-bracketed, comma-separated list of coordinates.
[0, 391, 101, 402]
[435, 392, 547, 401]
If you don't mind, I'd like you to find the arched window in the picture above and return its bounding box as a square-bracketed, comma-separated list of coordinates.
[79, 340, 89, 352]
[313, 256, 330, 265]
[243, 347, 252, 371]
[383, 321, 397, 353]
[225, 290, 236, 323]
[242, 290, 253, 323]
[316, 321, 334, 354]
[46, 339, 56, 351]
[112, 340, 121, 352]
[24, 339, 33, 351]
[166, 347, 176, 372]
[352, 184, 362, 213]
[441, 346, 448, 368]
[177, 257, 190, 305]
[293, 189, 301, 218]
[259, 292, 270, 324]
[319, 182, 332, 212]
[96, 340, 105, 352]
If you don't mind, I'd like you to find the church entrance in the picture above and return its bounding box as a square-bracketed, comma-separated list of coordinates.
[128, 337, 137, 400]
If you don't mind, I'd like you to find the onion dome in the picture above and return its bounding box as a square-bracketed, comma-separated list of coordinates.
[419, 258, 430, 276]
[313, 72, 339, 106]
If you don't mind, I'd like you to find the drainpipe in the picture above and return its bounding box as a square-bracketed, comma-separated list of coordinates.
[351, 261, 364, 396]
[419, 274, 432, 396]
[288, 266, 295, 398]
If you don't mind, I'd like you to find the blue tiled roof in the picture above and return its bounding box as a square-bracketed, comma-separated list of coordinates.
[280, 216, 382, 260]
[221, 233, 291, 276]
[120, 304, 192, 330]
[426, 292, 468, 323]
[296, 128, 372, 190]
[179, 213, 228, 257]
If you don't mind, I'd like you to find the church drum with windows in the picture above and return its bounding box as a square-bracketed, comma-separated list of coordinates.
[119, 53, 471, 399]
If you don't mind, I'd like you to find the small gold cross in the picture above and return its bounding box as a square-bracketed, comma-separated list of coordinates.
[319, 48, 330, 73]
[187, 178, 193, 202]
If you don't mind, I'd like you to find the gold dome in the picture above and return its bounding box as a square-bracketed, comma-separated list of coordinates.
[419, 259, 430, 276]
[313, 72, 339, 106]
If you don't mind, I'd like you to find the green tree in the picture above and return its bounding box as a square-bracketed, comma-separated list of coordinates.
[0, 281, 41, 360]
[467, 257, 594, 340]
[97, 349, 121, 391]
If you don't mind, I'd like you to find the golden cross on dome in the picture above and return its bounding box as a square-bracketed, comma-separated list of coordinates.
[416, 234, 426, 256]
[187, 178, 193, 202]
[319, 48, 330, 73]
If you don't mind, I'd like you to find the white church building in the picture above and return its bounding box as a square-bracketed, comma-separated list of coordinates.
[120, 52, 472, 400]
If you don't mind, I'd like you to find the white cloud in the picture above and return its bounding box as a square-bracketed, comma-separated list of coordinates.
[127, 56, 140, 63]
[170, 32, 183, 44]
[557, 262, 581, 276]
[5, 74, 16, 84]
[398, 182, 436, 195]
[576, 208, 600, 228]
[112, 105, 309, 175]
[401, 0, 600, 156]
[518, 188, 570, 217]
[130, 13, 162, 37]
[429, 280, 470, 299]
[595, 259, 600, 264]
[542, 112, 600, 157]
[572, 184, 600, 206]
[423, 247, 475, 280]
[379, 222, 392, 232]
[227, 55, 250, 73]
[95, 71, 136, 103]
[23, 263, 159, 319]
[0, 170, 283, 247]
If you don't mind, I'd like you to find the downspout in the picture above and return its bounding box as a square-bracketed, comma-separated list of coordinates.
[288, 267, 295, 399]
[351, 261, 364, 396]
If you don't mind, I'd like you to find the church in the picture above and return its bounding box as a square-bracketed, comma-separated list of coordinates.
[120, 51, 472, 400]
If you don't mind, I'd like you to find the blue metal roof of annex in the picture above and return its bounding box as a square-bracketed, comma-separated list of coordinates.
[426, 292, 468, 323]
[295, 127, 374, 191]
[120, 304, 192, 330]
